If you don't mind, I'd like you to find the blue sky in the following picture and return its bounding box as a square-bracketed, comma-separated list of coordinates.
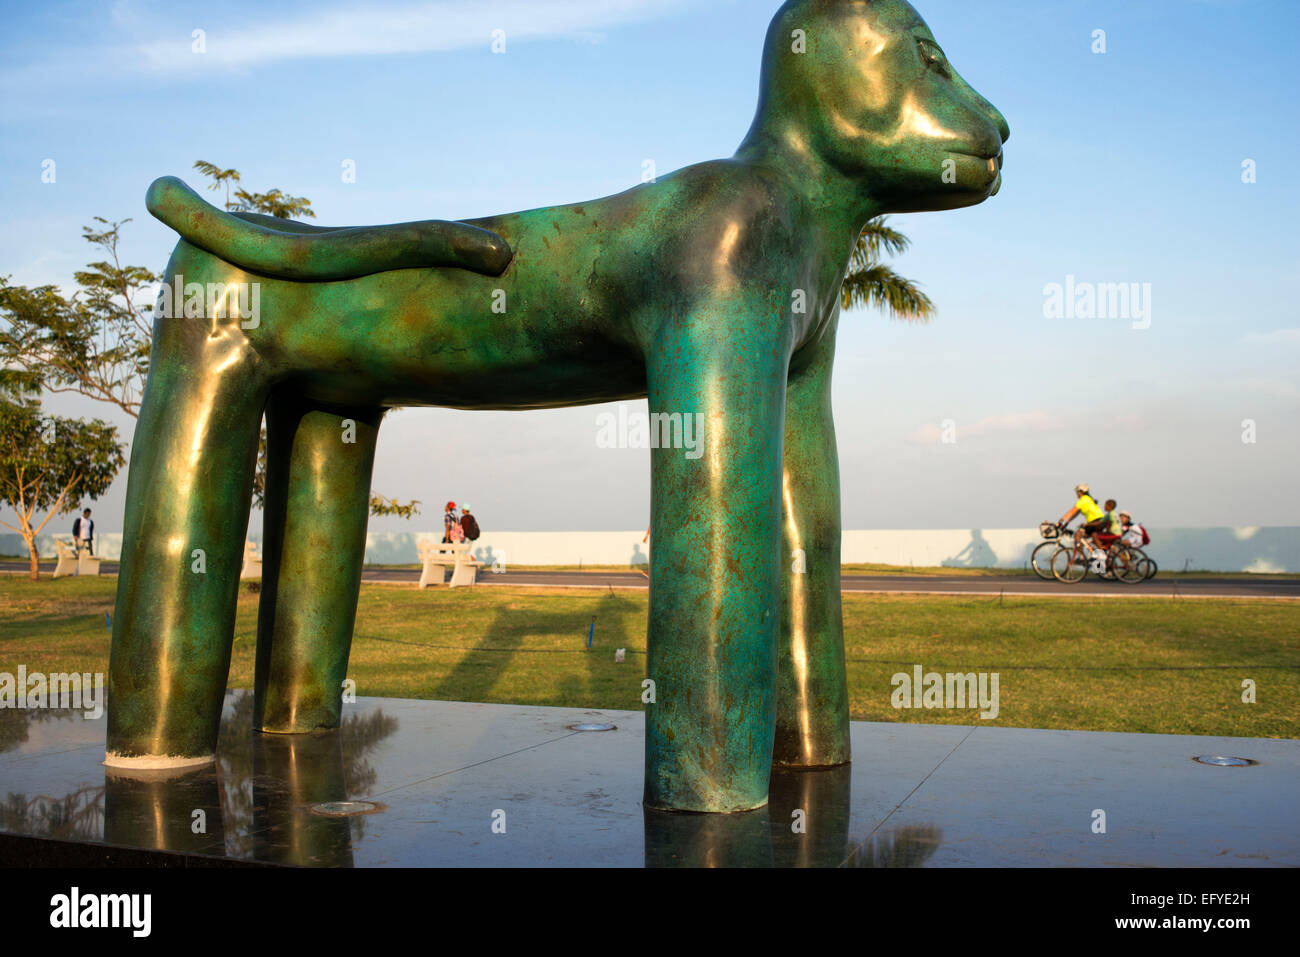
[2, 0, 1297, 534]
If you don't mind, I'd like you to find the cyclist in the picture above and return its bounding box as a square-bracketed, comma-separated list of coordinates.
[1058, 483, 1108, 554]
[1119, 511, 1149, 547]
[1095, 498, 1123, 550]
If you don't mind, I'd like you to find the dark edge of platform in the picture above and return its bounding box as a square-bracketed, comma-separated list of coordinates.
[0, 833, 284, 868]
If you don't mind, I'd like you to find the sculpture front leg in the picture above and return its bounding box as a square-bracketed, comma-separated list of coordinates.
[775, 324, 850, 767]
[107, 322, 267, 766]
[642, 312, 789, 812]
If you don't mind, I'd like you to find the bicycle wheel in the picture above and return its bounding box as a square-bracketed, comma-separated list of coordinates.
[1052, 546, 1088, 583]
[1110, 545, 1146, 584]
[1031, 542, 1059, 581]
[1142, 552, 1158, 580]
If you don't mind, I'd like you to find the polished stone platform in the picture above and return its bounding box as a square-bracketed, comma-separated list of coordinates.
[1, 692, 1295, 866]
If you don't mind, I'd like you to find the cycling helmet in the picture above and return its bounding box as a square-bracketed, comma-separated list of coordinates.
[446, 501, 457, 510]
[1075, 483, 1090, 496]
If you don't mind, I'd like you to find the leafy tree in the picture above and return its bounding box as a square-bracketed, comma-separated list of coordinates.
[841, 216, 935, 321]
[0, 218, 153, 417]
[192, 160, 314, 220]
[0, 377, 125, 580]
[369, 493, 421, 520]
[0, 161, 417, 522]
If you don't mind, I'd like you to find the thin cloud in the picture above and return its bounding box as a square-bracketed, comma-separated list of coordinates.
[1241, 328, 1300, 345]
[908, 411, 1064, 444]
[1232, 378, 1300, 400]
[134, 0, 693, 71]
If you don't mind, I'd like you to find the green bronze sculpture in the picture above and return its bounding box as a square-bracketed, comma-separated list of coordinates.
[107, 0, 1008, 813]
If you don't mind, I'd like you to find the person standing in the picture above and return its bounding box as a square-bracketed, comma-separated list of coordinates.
[442, 501, 460, 543]
[72, 508, 94, 555]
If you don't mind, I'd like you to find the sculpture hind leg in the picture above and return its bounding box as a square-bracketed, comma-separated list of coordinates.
[106, 327, 268, 766]
[774, 321, 850, 768]
[255, 395, 382, 733]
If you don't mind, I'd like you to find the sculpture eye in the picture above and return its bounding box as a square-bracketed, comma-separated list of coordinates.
[917, 39, 950, 78]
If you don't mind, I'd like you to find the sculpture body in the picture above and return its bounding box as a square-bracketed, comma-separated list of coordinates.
[107, 0, 1008, 812]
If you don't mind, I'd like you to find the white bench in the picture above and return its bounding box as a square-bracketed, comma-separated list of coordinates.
[53, 539, 79, 578]
[418, 540, 480, 589]
[77, 541, 102, 577]
[240, 540, 262, 579]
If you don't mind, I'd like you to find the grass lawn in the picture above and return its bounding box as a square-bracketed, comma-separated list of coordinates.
[2, 576, 1296, 738]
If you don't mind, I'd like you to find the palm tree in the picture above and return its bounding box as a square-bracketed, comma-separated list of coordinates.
[193, 160, 314, 220]
[840, 216, 934, 321]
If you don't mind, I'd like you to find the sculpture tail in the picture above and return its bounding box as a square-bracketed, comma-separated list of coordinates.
[145, 176, 513, 280]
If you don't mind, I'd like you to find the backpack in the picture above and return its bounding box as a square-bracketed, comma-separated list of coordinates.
[1122, 524, 1150, 547]
[460, 513, 481, 541]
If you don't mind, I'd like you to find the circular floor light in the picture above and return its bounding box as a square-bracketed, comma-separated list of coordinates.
[568, 722, 616, 732]
[1192, 755, 1257, 767]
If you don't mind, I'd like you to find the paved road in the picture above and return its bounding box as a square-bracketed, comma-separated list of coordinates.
[5, 560, 1297, 598]
[399, 568, 1300, 598]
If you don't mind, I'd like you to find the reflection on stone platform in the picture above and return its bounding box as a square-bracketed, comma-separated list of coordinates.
[0, 693, 1295, 866]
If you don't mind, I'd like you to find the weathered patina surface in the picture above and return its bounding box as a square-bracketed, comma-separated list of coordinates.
[107, 0, 1007, 812]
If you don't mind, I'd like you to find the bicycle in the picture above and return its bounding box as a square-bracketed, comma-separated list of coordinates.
[1118, 531, 1158, 581]
[1030, 521, 1064, 581]
[1051, 529, 1146, 584]
[1107, 541, 1147, 584]
[1131, 547, 1158, 580]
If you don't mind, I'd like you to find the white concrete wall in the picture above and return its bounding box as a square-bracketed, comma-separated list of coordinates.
[5, 527, 1296, 573]
[840, 527, 1298, 574]
[363, 531, 651, 568]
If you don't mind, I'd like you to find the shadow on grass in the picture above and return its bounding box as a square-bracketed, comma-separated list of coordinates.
[431, 592, 641, 705]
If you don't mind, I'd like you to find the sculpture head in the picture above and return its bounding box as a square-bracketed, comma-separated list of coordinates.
[741, 0, 1010, 214]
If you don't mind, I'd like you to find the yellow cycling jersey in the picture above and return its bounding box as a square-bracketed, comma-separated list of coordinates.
[1075, 495, 1103, 522]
